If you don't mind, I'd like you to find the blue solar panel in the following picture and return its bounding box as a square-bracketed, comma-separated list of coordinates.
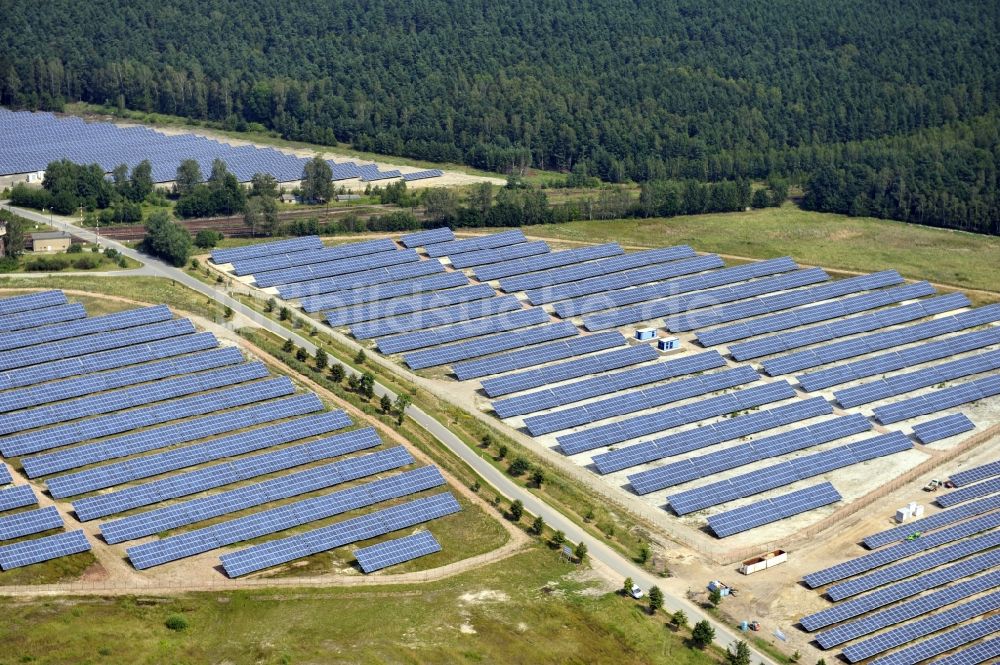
[281, 258, 445, 301]
[0, 506, 63, 540]
[0, 332, 219, 392]
[950, 460, 1000, 487]
[493, 350, 725, 417]
[405, 322, 580, 370]
[230, 239, 397, 276]
[0, 464, 9, 486]
[453, 331, 626, 380]
[352, 295, 523, 339]
[0, 304, 172, 353]
[253, 249, 420, 288]
[930, 636, 1000, 665]
[326, 284, 496, 327]
[220, 490, 460, 577]
[867, 615, 1000, 665]
[707, 482, 841, 537]
[399, 227, 454, 248]
[377, 307, 551, 354]
[0, 485, 37, 512]
[304, 271, 471, 312]
[912, 413, 976, 444]
[0, 290, 66, 316]
[554, 257, 798, 319]
[0, 529, 91, 570]
[583, 266, 827, 331]
[400, 169, 444, 182]
[473, 244, 623, 282]
[863, 494, 1000, 549]
[449, 241, 550, 269]
[211, 236, 324, 264]
[668, 431, 911, 515]
[425, 230, 526, 258]
[59, 411, 354, 505]
[557, 380, 796, 455]
[937, 477, 1000, 508]
[0, 303, 87, 334]
[20, 390, 319, 478]
[354, 530, 441, 573]
[873, 373, 1000, 424]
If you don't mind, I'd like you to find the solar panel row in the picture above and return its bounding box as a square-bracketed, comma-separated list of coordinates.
[377, 307, 552, 354]
[873, 373, 1000, 424]
[452, 331, 626, 380]
[21, 390, 320, 478]
[404, 322, 580, 370]
[911, 413, 976, 444]
[425, 230, 526, 258]
[297, 270, 468, 312]
[0, 485, 37, 512]
[929, 635, 1000, 665]
[493, 350, 725, 417]
[500, 245, 697, 293]
[527, 254, 725, 306]
[449, 241, 550, 269]
[525, 365, 761, 437]
[583, 267, 828, 331]
[937, 477, 1000, 508]
[473, 243, 623, 282]
[212, 236, 323, 264]
[354, 530, 441, 573]
[325, 284, 496, 327]
[801, 549, 1000, 631]
[950, 460, 1000, 487]
[0, 464, 10, 486]
[0, 290, 67, 316]
[0, 304, 173, 354]
[862, 494, 1000, 550]
[67, 414, 359, 513]
[280, 258, 444, 301]
[670, 270, 905, 332]
[668, 431, 911, 516]
[558, 380, 797, 455]
[835, 349, 1000, 408]
[867, 614, 1000, 665]
[102, 446, 413, 544]
[0, 358, 262, 435]
[0, 530, 91, 570]
[797, 328, 1000, 392]
[350, 295, 522, 339]
[399, 227, 454, 248]
[628, 413, 871, 494]
[230, 238, 397, 276]
[554, 257, 798, 319]
[220, 491, 460, 577]
[253, 248, 420, 288]
[707, 482, 841, 538]
[0, 506, 63, 541]
[0, 303, 86, 334]
[128, 465, 446, 569]
[804, 510, 1000, 588]
[482, 343, 659, 398]
[762, 297, 993, 376]
[594, 396, 834, 475]
[0, 331, 219, 392]
[697, 279, 933, 346]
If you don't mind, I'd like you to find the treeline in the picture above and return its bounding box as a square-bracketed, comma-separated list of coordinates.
[1, 1, 997, 233]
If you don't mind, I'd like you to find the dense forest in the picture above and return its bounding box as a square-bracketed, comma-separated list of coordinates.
[0, 1, 997, 233]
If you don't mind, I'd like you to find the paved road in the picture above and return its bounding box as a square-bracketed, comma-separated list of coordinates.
[1, 204, 777, 664]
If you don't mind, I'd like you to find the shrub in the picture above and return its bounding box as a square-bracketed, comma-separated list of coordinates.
[164, 614, 188, 631]
[67, 242, 84, 253]
[508, 457, 530, 477]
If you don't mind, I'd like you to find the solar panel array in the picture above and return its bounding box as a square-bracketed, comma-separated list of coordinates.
[212, 236, 324, 265]
[493, 350, 725, 417]
[873, 373, 1000, 424]
[627, 413, 871, 494]
[558, 380, 797, 455]
[862, 494, 1000, 550]
[220, 490, 461, 577]
[453, 331, 626, 380]
[671, 270, 906, 332]
[0, 303, 86, 334]
[449, 241, 550, 269]
[326, 284, 496, 328]
[399, 227, 454, 248]
[0, 506, 64, 540]
[473, 243, 623, 282]
[835, 350, 1000, 408]
[0, 485, 37, 512]
[706, 482, 841, 537]
[797, 328, 1000, 392]
[404, 322, 580, 370]
[425, 230, 526, 258]
[1, 110, 430, 185]
[0, 290, 67, 316]
[0, 530, 91, 570]
[0, 464, 10, 486]
[253, 248, 419, 288]
[868, 615, 1000, 665]
[667, 431, 911, 515]
[0, 304, 172, 354]
[377, 307, 552, 354]
[302, 272, 470, 312]
[524, 365, 761, 437]
[353, 530, 441, 573]
[950, 460, 1000, 487]
[229, 238, 397, 276]
[280, 258, 445, 301]
[936, 477, 1000, 508]
[911, 413, 976, 444]
[761, 297, 995, 376]
[353, 295, 523, 340]
[583, 265, 827, 331]
[931, 636, 1000, 665]
[697, 280, 934, 347]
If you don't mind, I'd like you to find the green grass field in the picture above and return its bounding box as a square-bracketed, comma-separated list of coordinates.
[512, 204, 1000, 294]
[0, 547, 720, 665]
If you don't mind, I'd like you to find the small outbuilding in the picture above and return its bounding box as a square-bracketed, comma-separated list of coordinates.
[30, 231, 73, 253]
